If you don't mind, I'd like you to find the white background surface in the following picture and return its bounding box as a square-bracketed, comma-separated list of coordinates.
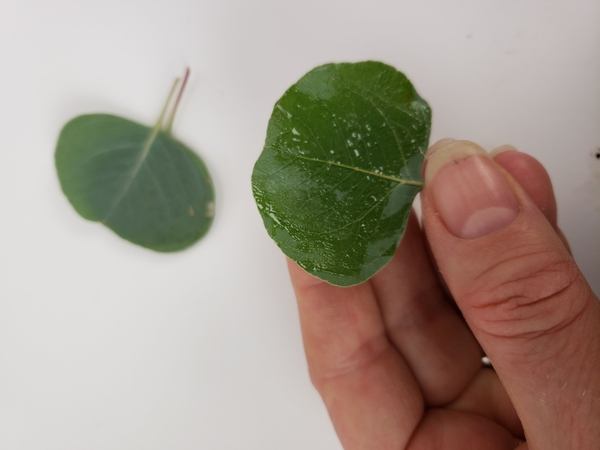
[1, 1, 599, 449]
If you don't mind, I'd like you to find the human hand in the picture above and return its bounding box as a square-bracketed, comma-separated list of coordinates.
[288, 140, 600, 449]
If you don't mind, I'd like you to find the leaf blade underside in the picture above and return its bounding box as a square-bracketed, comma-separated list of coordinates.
[56, 114, 214, 252]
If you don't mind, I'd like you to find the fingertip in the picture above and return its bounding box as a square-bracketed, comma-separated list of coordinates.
[423, 141, 518, 239]
[287, 258, 328, 292]
[423, 140, 488, 188]
[422, 138, 456, 178]
[489, 144, 518, 157]
[427, 138, 456, 156]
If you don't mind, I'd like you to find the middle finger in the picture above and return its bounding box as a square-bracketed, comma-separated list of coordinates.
[371, 210, 483, 406]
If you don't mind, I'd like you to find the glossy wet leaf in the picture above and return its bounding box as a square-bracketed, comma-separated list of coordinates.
[252, 61, 431, 286]
[56, 73, 215, 252]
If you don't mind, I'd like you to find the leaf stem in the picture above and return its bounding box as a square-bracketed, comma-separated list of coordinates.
[155, 77, 181, 133]
[165, 67, 190, 134]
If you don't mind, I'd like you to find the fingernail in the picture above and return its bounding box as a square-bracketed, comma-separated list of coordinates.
[428, 138, 456, 155]
[425, 141, 519, 239]
[422, 139, 455, 177]
[489, 144, 518, 157]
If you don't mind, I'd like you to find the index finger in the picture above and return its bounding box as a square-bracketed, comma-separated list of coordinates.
[288, 260, 423, 449]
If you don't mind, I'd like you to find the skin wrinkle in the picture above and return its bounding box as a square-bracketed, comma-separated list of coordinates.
[495, 302, 596, 448]
[460, 233, 576, 304]
[508, 326, 572, 369]
[295, 278, 394, 391]
[527, 288, 587, 339]
[463, 256, 583, 341]
[494, 267, 581, 311]
[471, 272, 578, 324]
[310, 330, 392, 389]
[462, 239, 567, 300]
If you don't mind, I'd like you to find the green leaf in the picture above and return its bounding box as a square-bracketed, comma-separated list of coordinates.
[252, 61, 431, 286]
[55, 71, 215, 252]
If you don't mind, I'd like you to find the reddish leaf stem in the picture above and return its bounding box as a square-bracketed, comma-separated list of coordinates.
[165, 67, 190, 134]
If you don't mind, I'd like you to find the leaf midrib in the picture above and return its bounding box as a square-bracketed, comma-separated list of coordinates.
[291, 153, 423, 187]
[101, 126, 161, 222]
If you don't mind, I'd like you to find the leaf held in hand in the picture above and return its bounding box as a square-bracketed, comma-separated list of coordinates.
[252, 61, 431, 286]
[55, 69, 215, 252]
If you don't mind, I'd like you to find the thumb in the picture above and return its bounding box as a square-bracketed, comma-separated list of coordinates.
[421, 140, 600, 449]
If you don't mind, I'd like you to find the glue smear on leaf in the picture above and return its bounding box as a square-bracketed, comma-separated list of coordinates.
[56, 69, 215, 252]
[252, 61, 431, 286]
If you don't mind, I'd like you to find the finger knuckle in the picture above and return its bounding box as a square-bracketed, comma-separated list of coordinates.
[463, 245, 583, 341]
[308, 334, 389, 392]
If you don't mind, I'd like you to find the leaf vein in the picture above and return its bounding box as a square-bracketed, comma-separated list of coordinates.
[340, 82, 411, 180]
[316, 184, 399, 235]
[283, 151, 423, 187]
[101, 126, 162, 222]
